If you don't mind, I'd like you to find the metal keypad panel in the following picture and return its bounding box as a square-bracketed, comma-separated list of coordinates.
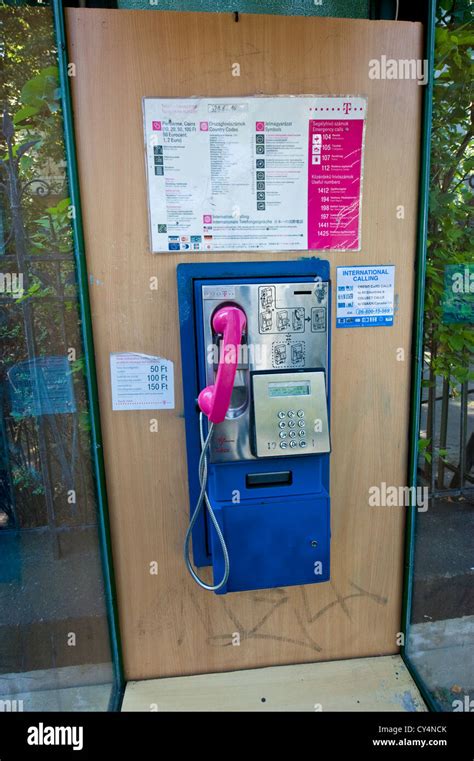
[201, 281, 329, 462]
[252, 371, 330, 458]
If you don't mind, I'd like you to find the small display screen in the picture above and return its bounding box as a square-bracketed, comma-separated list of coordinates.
[268, 380, 311, 398]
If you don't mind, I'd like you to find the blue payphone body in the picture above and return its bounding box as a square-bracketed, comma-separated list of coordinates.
[177, 259, 331, 594]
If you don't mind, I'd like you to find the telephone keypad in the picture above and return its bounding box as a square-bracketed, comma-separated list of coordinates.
[275, 408, 308, 443]
[253, 371, 330, 458]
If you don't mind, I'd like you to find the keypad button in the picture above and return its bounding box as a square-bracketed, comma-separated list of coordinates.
[287, 410, 296, 418]
[280, 441, 288, 449]
[298, 420, 305, 428]
[279, 431, 287, 439]
[289, 441, 297, 448]
[298, 429, 306, 437]
[288, 421, 296, 428]
[278, 411, 286, 419]
[297, 410, 305, 418]
[289, 431, 296, 439]
[300, 440, 307, 448]
[278, 421, 286, 429]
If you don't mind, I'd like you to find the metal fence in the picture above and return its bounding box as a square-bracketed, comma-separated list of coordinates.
[420, 352, 473, 499]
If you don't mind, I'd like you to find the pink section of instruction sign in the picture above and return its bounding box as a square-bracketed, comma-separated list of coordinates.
[308, 118, 364, 250]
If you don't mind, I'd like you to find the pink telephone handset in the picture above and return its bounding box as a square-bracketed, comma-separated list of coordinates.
[198, 305, 246, 424]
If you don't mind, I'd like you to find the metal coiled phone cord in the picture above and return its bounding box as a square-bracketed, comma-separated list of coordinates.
[183, 412, 230, 591]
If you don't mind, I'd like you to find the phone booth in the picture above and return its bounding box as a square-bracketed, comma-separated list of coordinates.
[57, 1, 447, 717]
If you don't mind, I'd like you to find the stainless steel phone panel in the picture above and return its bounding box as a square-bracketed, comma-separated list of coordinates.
[252, 371, 330, 457]
[201, 281, 329, 462]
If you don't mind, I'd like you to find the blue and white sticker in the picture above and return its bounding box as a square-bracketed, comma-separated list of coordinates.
[336, 265, 395, 328]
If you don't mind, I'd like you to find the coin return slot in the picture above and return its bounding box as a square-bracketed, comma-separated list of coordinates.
[246, 471, 293, 488]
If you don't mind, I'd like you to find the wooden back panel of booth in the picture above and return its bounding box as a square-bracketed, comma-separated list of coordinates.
[66, 9, 422, 680]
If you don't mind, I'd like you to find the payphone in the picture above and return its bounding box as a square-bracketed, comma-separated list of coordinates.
[177, 260, 331, 594]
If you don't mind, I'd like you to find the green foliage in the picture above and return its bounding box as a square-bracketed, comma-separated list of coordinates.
[425, 2, 473, 386]
[18, 65, 61, 115]
[1, 6, 63, 195]
[29, 197, 73, 254]
[419, 438, 432, 464]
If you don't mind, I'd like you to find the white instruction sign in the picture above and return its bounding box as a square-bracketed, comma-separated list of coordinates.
[143, 96, 366, 253]
[336, 266, 395, 328]
[110, 353, 174, 410]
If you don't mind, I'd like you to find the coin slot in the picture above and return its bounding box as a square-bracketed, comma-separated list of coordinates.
[246, 471, 293, 488]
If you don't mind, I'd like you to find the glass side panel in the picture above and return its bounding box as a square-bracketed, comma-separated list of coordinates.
[0, 3, 119, 712]
[405, 0, 474, 713]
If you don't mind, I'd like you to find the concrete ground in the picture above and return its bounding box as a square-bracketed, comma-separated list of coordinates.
[407, 616, 474, 711]
[412, 497, 474, 623]
[0, 527, 115, 710]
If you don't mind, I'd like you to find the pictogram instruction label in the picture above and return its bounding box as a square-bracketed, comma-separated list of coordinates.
[336, 265, 395, 328]
[110, 353, 174, 410]
[143, 96, 366, 253]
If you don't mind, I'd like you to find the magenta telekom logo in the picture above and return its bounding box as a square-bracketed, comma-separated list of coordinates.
[152, 121, 162, 131]
[203, 214, 213, 224]
[255, 121, 265, 131]
[342, 102, 352, 115]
